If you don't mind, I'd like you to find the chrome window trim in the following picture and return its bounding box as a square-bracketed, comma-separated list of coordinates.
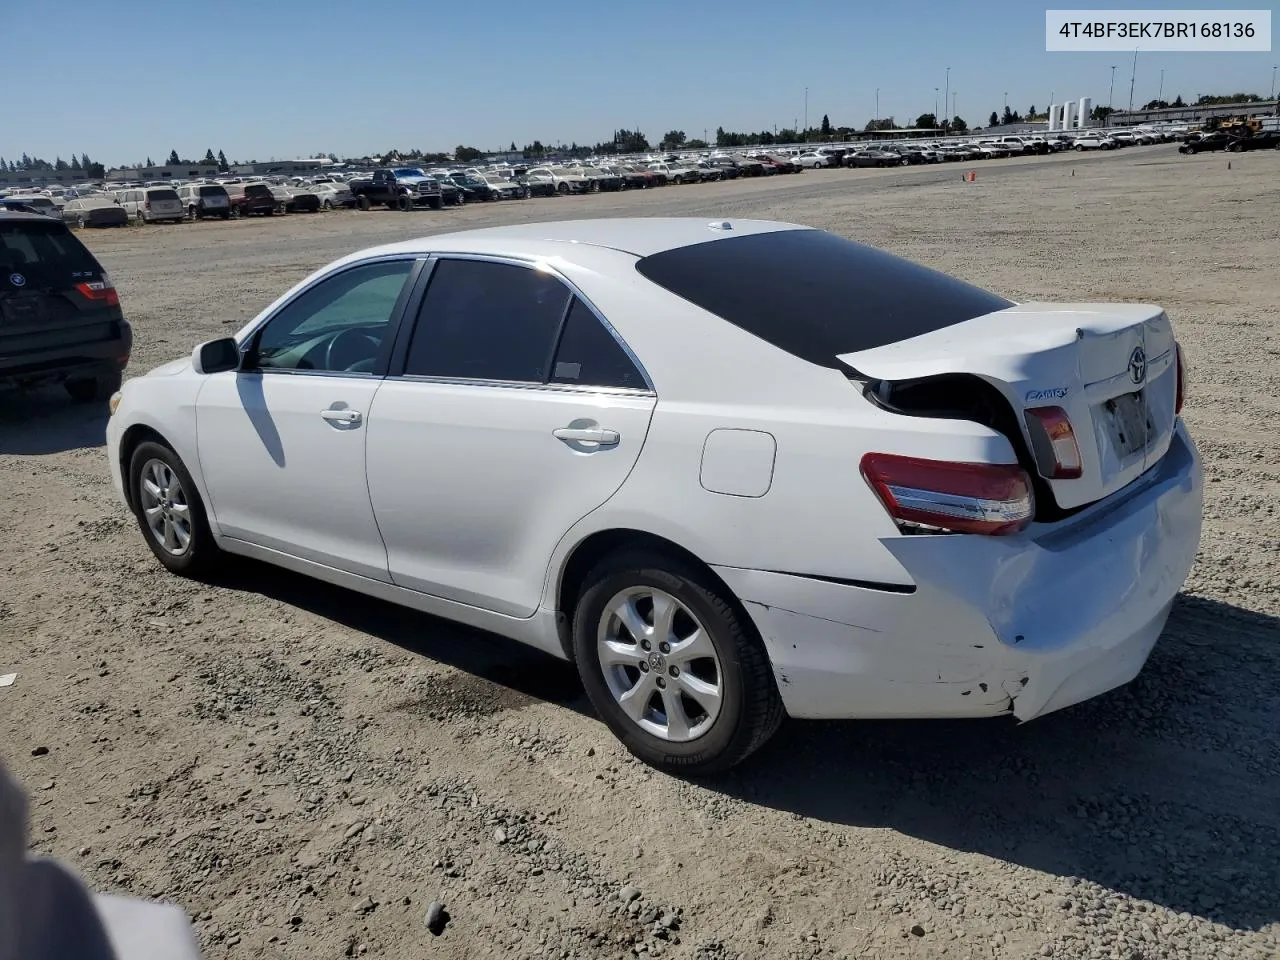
[394, 251, 656, 395]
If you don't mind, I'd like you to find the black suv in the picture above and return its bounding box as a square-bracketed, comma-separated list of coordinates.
[0, 212, 131, 403]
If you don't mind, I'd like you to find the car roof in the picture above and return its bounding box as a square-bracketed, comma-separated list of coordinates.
[357, 218, 809, 261]
[0, 209, 58, 222]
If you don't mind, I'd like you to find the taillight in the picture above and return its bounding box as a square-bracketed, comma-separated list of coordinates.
[1023, 406, 1083, 479]
[75, 280, 120, 307]
[1175, 342, 1185, 415]
[144, 201, 151, 210]
[860, 453, 1034, 536]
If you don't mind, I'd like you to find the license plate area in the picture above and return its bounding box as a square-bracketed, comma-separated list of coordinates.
[1104, 390, 1152, 459]
[1, 296, 50, 326]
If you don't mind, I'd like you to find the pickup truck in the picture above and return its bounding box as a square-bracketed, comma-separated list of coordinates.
[349, 168, 444, 211]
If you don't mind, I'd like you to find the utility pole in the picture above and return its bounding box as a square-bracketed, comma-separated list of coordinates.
[952, 91, 957, 123]
[944, 66, 951, 135]
[1108, 65, 1117, 126]
[875, 88, 880, 125]
[804, 87, 809, 132]
[1128, 47, 1138, 115]
[1158, 69, 1164, 105]
[1272, 65, 1277, 101]
[1003, 91, 1008, 117]
[934, 87, 939, 125]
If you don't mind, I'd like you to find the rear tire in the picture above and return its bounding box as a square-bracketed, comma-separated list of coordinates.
[571, 549, 783, 775]
[65, 369, 122, 404]
[128, 441, 221, 577]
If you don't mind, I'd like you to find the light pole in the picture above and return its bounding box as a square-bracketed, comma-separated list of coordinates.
[1128, 47, 1138, 114]
[1272, 65, 1277, 101]
[875, 87, 880, 125]
[1003, 91, 1008, 120]
[934, 87, 939, 126]
[1108, 65, 1116, 126]
[944, 66, 950, 135]
[1158, 68, 1164, 105]
[804, 87, 808, 133]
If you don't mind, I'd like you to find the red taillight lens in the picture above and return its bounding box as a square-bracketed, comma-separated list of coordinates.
[860, 453, 1034, 536]
[1174, 342, 1185, 415]
[75, 280, 120, 307]
[1023, 406, 1084, 479]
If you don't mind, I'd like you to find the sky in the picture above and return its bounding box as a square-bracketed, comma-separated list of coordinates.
[2, 0, 1274, 166]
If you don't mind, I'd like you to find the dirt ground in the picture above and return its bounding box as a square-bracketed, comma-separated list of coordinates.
[2, 147, 1277, 960]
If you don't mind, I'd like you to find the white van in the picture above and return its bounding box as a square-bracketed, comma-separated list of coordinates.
[118, 186, 184, 224]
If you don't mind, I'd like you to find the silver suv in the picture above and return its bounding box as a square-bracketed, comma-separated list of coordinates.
[177, 184, 232, 220]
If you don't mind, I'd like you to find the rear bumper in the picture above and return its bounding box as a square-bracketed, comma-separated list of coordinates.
[714, 421, 1203, 722]
[0, 322, 132, 386]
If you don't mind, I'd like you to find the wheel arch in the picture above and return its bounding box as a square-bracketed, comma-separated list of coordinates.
[552, 527, 751, 663]
[118, 423, 171, 511]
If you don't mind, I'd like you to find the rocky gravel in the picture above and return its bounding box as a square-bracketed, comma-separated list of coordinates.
[1, 145, 1278, 959]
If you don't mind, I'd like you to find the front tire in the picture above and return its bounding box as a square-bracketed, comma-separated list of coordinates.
[128, 441, 221, 576]
[571, 550, 783, 774]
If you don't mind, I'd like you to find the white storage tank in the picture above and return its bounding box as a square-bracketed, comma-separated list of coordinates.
[1062, 101, 1075, 130]
[1078, 97, 1092, 129]
[1048, 104, 1059, 131]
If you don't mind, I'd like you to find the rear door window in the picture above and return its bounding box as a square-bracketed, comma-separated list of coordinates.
[634, 229, 1013, 367]
[148, 189, 180, 202]
[404, 258, 571, 383]
[550, 298, 646, 390]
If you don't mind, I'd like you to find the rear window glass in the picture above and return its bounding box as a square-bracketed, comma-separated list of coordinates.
[634, 229, 1013, 367]
[147, 189, 180, 201]
[245, 185, 272, 197]
[198, 185, 227, 197]
[0, 220, 100, 275]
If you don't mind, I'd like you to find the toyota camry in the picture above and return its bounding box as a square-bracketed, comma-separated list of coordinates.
[105, 218, 1202, 773]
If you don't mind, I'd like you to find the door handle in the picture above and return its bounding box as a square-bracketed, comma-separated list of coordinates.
[321, 408, 362, 424]
[553, 426, 619, 444]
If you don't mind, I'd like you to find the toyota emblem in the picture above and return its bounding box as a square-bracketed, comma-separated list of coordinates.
[1128, 345, 1147, 385]
[8, 273, 25, 288]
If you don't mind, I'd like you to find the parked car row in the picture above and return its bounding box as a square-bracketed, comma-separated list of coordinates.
[0, 123, 1233, 229]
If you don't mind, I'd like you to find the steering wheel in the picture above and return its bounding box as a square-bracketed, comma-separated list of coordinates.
[324, 328, 380, 372]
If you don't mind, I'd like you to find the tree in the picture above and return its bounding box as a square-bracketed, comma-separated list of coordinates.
[1091, 105, 1114, 122]
[80, 153, 91, 171]
[217, 150, 229, 172]
[1001, 105, 1015, 125]
[145, 156, 155, 167]
[660, 130, 686, 150]
[54, 156, 68, 171]
[951, 115, 968, 133]
[820, 114, 832, 136]
[509, 141, 517, 152]
[166, 149, 180, 165]
[685, 139, 708, 149]
[1173, 94, 1185, 107]
[203, 148, 217, 164]
[87, 162, 105, 179]
[916, 113, 937, 130]
[989, 111, 1000, 128]
[454, 145, 483, 161]
[70, 155, 82, 171]
[775, 128, 798, 143]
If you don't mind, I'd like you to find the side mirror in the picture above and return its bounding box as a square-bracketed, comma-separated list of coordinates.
[192, 337, 241, 375]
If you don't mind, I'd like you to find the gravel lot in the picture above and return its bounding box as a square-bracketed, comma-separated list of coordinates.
[2, 146, 1277, 960]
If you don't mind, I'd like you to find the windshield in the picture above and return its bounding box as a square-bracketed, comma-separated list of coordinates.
[393, 168, 426, 177]
[0, 219, 100, 279]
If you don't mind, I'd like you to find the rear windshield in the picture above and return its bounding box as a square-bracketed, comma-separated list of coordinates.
[0, 220, 101, 276]
[245, 184, 273, 197]
[147, 188, 180, 201]
[198, 185, 228, 197]
[634, 229, 1013, 366]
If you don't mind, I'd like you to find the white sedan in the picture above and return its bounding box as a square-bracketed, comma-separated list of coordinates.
[794, 152, 831, 168]
[105, 219, 1202, 772]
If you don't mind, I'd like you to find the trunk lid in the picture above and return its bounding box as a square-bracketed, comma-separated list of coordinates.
[840, 302, 1178, 510]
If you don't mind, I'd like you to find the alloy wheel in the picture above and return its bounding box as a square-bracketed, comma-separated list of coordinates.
[138, 458, 193, 556]
[597, 587, 723, 742]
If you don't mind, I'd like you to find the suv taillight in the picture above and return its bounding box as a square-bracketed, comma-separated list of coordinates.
[1175, 342, 1185, 415]
[1023, 406, 1083, 479]
[860, 453, 1034, 536]
[75, 280, 120, 307]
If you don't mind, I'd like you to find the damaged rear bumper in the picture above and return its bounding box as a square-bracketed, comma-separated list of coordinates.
[713, 421, 1203, 722]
